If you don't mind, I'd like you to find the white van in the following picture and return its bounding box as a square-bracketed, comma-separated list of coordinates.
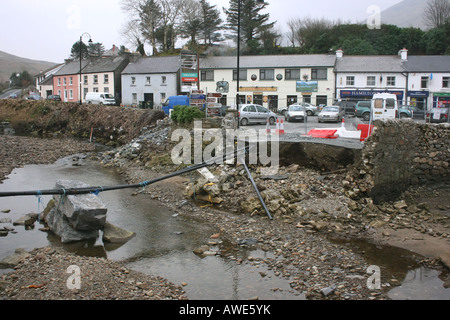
[85, 92, 116, 105]
[371, 93, 398, 121]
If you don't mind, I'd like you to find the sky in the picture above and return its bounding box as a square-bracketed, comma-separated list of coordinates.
[0, 0, 404, 63]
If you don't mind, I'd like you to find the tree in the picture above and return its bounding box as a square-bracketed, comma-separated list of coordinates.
[139, 0, 161, 55]
[224, 0, 276, 53]
[199, 0, 224, 46]
[179, 0, 203, 49]
[88, 42, 106, 57]
[70, 41, 89, 59]
[424, 0, 450, 29]
[159, 0, 185, 52]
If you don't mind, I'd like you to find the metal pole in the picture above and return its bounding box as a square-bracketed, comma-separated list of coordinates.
[236, 0, 241, 129]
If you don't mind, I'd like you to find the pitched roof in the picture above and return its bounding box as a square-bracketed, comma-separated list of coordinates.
[122, 56, 181, 74]
[82, 56, 129, 74]
[200, 54, 336, 69]
[54, 60, 89, 76]
[402, 55, 450, 72]
[335, 55, 405, 73]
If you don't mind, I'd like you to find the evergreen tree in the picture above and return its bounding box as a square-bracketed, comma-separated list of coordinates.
[70, 41, 89, 60]
[199, 0, 224, 45]
[224, 0, 275, 53]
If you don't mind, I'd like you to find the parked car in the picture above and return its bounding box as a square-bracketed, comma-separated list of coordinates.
[278, 102, 318, 116]
[334, 100, 357, 116]
[47, 95, 62, 101]
[285, 105, 307, 122]
[8, 93, 18, 99]
[428, 107, 449, 123]
[26, 94, 42, 100]
[318, 106, 344, 123]
[401, 105, 425, 120]
[85, 92, 116, 105]
[355, 100, 412, 121]
[354, 101, 372, 121]
[239, 104, 277, 126]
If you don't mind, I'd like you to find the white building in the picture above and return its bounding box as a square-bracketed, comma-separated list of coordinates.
[334, 49, 408, 105]
[199, 54, 337, 112]
[402, 55, 450, 112]
[121, 56, 180, 108]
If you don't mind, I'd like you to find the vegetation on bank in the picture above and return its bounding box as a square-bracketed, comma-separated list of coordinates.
[0, 100, 165, 146]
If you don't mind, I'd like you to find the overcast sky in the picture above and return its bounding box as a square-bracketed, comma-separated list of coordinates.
[0, 0, 403, 63]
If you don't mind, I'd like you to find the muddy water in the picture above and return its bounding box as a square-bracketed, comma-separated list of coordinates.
[0, 155, 301, 300]
[0, 155, 448, 300]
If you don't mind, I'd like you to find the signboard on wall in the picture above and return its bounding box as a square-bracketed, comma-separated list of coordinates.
[296, 81, 318, 92]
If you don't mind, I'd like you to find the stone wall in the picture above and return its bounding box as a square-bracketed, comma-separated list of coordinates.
[344, 120, 449, 204]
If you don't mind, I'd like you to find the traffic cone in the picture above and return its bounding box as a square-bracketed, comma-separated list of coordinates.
[275, 119, 280, 134]
[341, 117, 345, 128]
[266, 118, 271, 133]
[279, 119, 285, 135]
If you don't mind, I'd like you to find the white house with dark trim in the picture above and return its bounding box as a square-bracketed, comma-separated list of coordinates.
[199, 54, 337, 112]
[334, 49, 408, 105]
[121, 56, 180, 108]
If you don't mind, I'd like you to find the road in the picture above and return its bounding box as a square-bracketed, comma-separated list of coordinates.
[0, 88, 22, 100]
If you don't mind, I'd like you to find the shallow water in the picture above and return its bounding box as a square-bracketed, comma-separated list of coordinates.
[0, 155, 448, 300]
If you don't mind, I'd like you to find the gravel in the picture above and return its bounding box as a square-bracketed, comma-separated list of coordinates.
[1, 130, 449, 301]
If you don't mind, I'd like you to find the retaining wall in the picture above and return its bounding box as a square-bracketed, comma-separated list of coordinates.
[344, 120, 450, 203]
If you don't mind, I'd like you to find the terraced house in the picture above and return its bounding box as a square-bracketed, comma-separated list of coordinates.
[198, 54, 337, 112]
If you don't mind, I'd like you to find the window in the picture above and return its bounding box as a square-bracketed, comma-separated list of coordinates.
[69, 90, 73, 99]
[63, 78, 67, 85]
[131, 77, 136, 86]
[201, 70, 214, 81]
[132, 93, 137, 104]
[84, 76, 88, 85]
[233, 69, 247, 81]
[93, 87, 98, 93]
[346, 76, 355, 86]
[443, 77, 450, 88]
[69, 77, 73, 85]
[161, 93, 166, 101]
[316, 95, 328, 106]
[260, 69, 274, 80]
[93, 75, 98, 84]
[161, 76, 167, 84]
[146, 76, 151, 85]
[83, 88, 88, 98]
[387, 76, 396, 86]
[367, 76, 376, 86]
[104, 75, 109, 84]
[104, 87, 109, 93]
[311, 68, 327, 80]
[421, 76, 428, 88]
[57, 78, 61, 86]
[285, 69, 300, 80]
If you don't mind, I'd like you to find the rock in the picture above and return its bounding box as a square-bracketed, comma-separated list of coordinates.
[1, 209, 11, 213]
[440, 253, 450, 269]
[0, 248, 30, 268]
[393, 200, 408, 210]
[102, 222, 136, 244]
[13, 213, 38, 226]
[53, 180, 107, 231]
[321, 285, 336, 297]
[193, 245, 210, 255]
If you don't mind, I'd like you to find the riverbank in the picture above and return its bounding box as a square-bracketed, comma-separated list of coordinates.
[1, 132, 449, 300]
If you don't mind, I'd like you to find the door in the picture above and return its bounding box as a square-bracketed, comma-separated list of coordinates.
[372, 97, 397, 120]
[255, 105, 270, 123]
[144, 93, 154, 109]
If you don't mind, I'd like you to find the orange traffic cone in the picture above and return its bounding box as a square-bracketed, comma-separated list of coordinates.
[275, 118, 280, 134]
[341, 117, 345, 128]
[279, 119, 285, 135]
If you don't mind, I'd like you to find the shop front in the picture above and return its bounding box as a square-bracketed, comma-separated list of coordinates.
[339, 90, 404, 103]
[407, 90, 429, 111]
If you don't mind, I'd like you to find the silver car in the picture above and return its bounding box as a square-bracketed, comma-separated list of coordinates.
[285, 105, 307, 122]
[239, 104, 277, 126]
[318, 106, 344, 123]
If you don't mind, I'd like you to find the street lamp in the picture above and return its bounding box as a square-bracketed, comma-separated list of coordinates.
[79, 32, 93, 105]
[236, 0, 265, 128]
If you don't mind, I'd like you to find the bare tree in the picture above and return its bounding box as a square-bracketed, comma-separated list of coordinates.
[424, 0, 450, 29]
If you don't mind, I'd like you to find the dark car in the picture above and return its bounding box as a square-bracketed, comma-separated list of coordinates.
[47, 95, 62, 101]
[333, 100, 357, 116]
[401, 105, 425, 120]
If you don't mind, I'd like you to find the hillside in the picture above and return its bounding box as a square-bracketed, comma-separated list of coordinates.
[380, 0, 428, 30]
[0, 50, 57, 84]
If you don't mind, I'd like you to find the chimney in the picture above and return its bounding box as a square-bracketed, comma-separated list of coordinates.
[336, 49, 344, 59]
[399, 48, 408, 61]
